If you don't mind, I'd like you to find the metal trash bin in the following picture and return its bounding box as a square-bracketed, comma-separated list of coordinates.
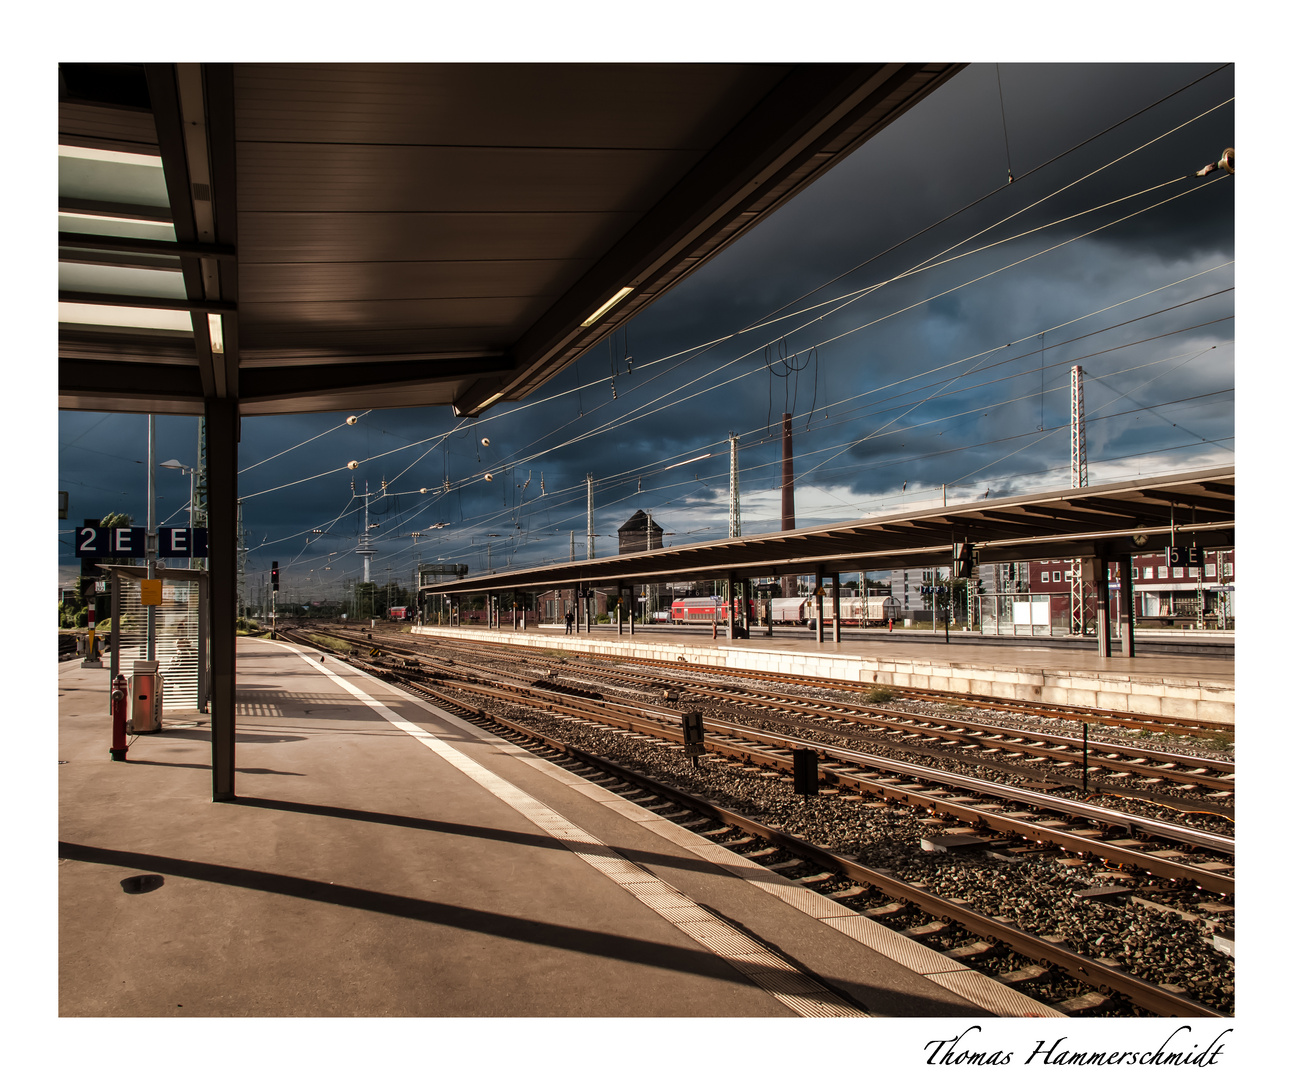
[129, 659, 163, 734]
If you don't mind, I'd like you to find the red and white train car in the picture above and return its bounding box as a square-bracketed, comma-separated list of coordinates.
[670, 597, 752, 624]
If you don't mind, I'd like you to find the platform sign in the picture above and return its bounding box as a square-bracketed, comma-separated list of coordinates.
[158, 527, 208, 558]
[1165, 546, 1204, 568]
[75, 524, 147, 557]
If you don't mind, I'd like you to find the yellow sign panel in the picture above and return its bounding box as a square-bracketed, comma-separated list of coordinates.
[139, 579, 163, 606]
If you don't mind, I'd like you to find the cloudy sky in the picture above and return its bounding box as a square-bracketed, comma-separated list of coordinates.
[56, 62, 1235, 596]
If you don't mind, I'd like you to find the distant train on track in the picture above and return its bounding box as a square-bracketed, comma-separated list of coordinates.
[670, 597, 753, 624]
[771, 595, 902, 627]
[670, 594, 901, 627]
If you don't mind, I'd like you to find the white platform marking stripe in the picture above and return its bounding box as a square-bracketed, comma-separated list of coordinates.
[278, 644, 867, 1018]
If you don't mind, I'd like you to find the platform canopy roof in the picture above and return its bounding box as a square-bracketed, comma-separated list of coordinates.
[419, 468, 1236, 594]
[58, 62, 962, 418]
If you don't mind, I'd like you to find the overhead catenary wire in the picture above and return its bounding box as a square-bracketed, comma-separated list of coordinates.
[344, 96, 1236, 501]
[247, 257, 1232, 566]
[238, 411, 373, 475]
[436, 79, 1234, 447]
[237, 75, 1233, 583]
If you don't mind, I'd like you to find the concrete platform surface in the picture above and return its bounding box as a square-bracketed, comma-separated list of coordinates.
[59, 638, 1062, 1019]
[411, 624, 1235, 725]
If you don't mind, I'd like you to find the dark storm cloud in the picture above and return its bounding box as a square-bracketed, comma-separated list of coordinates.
[58, 62, 1235, 589]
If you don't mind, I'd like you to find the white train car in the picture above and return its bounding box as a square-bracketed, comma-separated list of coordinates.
[803, 595, 904, 626]
[770, 597, 810, 624]
[773, 594, 901, 626]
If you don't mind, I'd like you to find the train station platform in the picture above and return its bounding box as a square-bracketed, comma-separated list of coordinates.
[412, 624, 1235, 726]
[58, 637, 1062, 1020]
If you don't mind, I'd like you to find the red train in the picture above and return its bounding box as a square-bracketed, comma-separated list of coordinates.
[670, 597, 753, 624]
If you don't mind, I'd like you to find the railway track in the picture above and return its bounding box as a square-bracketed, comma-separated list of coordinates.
[343, 624, 1231, 739]
[346, 650, 1235, 892]
[520, 657, 1235, 795]
[283, 625, 1235, 1017]
[303, 625, 1236, 805]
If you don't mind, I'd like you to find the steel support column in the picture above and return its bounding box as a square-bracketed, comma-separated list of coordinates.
[1093, 553, 1112, 658]
[1117, 552, 1136, 657]
[831, 572, 841, 643]
[726, 571, 735, 641]
[815, 569, 824, 644]
[206, 395, 238, 801]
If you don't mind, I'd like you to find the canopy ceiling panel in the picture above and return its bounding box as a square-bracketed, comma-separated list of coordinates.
[58, 61, 963, 417]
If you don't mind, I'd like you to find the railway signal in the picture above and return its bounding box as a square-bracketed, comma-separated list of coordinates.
[682, 711, 705, 763]
[271, 562, 279, 592]
[792, 748, 819, 796]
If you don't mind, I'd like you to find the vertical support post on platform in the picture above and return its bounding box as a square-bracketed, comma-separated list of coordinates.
[1093, 552, 1111, 658]
[726, 571, 735, 641]
[814, 570, 824, 644]
[1117, 552, 1136, 657]
[198, 569, 209, 712]
[831, 572, 841, 643]
[206, 395, 238, 802]
[109, 569, 120, 692]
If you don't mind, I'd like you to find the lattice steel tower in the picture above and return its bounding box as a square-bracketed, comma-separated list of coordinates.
[356, 481, 377, 583]
[1070, 365, 1088, 488]
[728, 432, 741, 538]
[1070, 365, 1090, 632]
[586, 473, 595, 560]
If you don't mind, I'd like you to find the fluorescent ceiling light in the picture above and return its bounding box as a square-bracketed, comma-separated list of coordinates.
[59, 144, 164, 169]
[58, 302, 193, 332]
[479, 391, 505, 409]
[207, 313, 225, 354]
[580, 286, 634, 328]
[60, 211, 170, 229]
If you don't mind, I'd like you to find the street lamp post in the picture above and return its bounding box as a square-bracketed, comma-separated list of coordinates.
[160, 459, 198, 569]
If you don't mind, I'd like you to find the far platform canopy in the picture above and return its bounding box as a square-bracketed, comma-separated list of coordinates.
[419, 467, 1235, 595]
[59, 62, 963, 419]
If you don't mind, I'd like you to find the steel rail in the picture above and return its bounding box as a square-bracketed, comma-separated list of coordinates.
[349, 634, 1235, 855]
[372, 657, 1235, 893]
[383, 665, 1226, 1019]
[289, 629, 1233, 891]
[547, 660, 1235, 791]
[376, 626, 1233, 738]
[614, 652, 1233, 737]
[324, 626, 1232, 750]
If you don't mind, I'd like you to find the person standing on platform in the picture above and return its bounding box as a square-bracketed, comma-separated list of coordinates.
[888, 617, 893, 633]
[565, 609, 574, 635]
